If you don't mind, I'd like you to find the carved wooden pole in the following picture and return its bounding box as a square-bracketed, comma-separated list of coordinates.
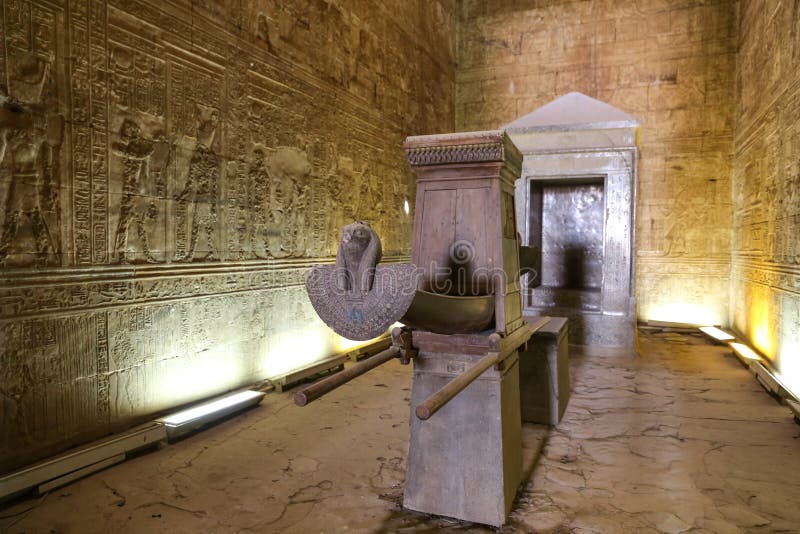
[294, 346, 400, 406]
[414, 316, 549, 420]
[415, 351, 500, 420]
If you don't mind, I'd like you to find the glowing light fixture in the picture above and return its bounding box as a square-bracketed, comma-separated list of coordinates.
[403, 199, 410, 215]
[730, 342, 761, 362]
[157, 390, 265, 440]
[644, 302, 722, 327]
[699, 326, 735, 342]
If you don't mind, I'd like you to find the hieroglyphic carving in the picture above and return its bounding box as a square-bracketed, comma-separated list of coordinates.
[267, 147, 311, 258]
[108, 34, 166, 119]
[110, 120, 159, 263]
[69, 0, 93, 265]
[0, 3, 6, 97]
[107, 21, 169, 265]
[175, 105, 221, 261]
[168, 57, 224, 262]
[89, 0, 109, 264]
[249, 146, 271, 258]
[0, 0, 455, 473]
[96, 311, 109, 426]
[1, 1, 64, 267]
[223, 47, 252, 260]
[732, 1, 800, 390]
[306, 139, 337, 258]
[1, 312, 108, 472]
[0, 261, 358, 319]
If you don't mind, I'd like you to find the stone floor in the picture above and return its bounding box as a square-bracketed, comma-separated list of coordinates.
[2, 330, 799, 533]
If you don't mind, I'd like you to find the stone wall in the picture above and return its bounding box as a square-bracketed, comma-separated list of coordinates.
[0, 0, 456, 473]
[457, 0, 738, 326]
[732, 0, 800, 396]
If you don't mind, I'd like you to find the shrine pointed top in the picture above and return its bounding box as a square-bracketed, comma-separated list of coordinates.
[503, 92, 639, 132]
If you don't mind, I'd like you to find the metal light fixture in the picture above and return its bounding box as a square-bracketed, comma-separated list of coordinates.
[0, 423, 166, 501]
[1, 390, 267, 500]
[699, 326, 735, 342]
[730, 342, 761, 362]
[157, 390, 265, 441]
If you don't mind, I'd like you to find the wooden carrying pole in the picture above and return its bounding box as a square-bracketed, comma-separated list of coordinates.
[415, 316, 549, 420]
[415, 351, 501, 420]
[294, 346, 399, 406]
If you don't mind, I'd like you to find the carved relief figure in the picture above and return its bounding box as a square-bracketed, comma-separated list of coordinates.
[0, 51, 61, 266]
[335, 221, 382, 296]
[0, 353, 34, 448]
[175, 106, 221, 262]
[267, 147, 311, 258]
[337, 158, 357, 222]
[326, 174, 344, 254]
[112, 119, 167, 263]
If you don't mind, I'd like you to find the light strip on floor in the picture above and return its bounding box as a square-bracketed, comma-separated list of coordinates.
[751, 361, 790, 398]
[0, 423, 166, 502]
[730, 342, 761, 362]
[699, 326, 735, 342]
[156, 390, 265, 441]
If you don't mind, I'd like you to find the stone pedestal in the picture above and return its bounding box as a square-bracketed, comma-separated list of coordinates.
[519, 316, 570, 425]
[403, 331, 522, 528]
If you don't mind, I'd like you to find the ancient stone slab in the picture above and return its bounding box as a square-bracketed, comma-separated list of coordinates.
[519, 315, 569, 425]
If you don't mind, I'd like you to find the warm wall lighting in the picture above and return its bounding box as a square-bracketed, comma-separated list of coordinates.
[775, 332, 800, 402]
[161, 346, 245, 404]
[644, 302, 723, 327]
[157, 390, 265, 440]
[263, 326, 335, 379]
[403, 199, 410, 215]
[748, 293, 774, 357]
[699, 326, 735, 342]
[338, 335, 369, 352]
[730, 342, 761, 362]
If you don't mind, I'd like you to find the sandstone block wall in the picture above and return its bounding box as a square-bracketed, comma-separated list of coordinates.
[0, 0, 456, 473]
[732, 0, 800, 395]
[457, 0, 738, 326]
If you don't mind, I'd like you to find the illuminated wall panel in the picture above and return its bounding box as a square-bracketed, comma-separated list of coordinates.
[0, 0, 455, 473]
[731, 1, 800, 398]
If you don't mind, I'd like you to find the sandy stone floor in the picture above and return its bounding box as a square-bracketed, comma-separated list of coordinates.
[2, 330, 799, 533]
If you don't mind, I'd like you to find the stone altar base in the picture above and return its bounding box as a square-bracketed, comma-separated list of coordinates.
[519, 316, 570, 425]
[403, 331, 522, 527]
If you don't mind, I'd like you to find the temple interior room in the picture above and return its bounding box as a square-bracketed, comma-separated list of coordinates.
[2, 0, 800, 532]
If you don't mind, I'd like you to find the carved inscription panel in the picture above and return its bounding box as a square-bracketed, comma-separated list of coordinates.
[0, 0, 456, 472]
[732, 1, 800, 395]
